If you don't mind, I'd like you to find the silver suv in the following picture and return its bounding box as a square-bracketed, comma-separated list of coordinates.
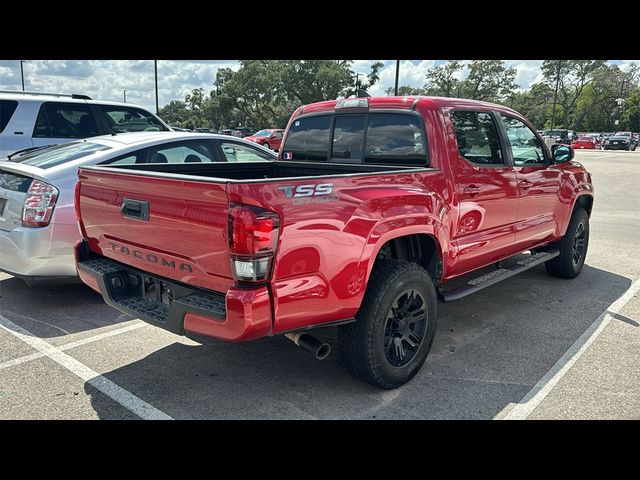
[0, 91, 171, 159]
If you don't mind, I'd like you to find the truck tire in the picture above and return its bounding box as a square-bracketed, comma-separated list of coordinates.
[339, 260, 437, 389]
[545, 207, 589, 278]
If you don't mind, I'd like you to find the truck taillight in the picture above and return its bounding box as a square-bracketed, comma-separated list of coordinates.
[22, 179, 59, 228]
[228, 204, 280, 283]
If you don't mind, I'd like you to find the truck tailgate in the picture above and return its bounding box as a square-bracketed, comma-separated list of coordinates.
[77, 169, 234, 293]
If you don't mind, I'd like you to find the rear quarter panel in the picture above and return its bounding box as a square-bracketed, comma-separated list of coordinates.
[228, 168, 450, 334]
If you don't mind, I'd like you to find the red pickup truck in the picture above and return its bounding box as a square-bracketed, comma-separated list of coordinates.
[75, 96, 594, 388]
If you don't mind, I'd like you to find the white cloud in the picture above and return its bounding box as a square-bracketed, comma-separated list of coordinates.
[0, 60, 239, 112]
[0, 59, 627, 113]
[504, 60, 545, 90]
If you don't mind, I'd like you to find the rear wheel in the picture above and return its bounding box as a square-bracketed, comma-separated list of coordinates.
[339, 260, 437, 389]
[545, 207, 589, 278]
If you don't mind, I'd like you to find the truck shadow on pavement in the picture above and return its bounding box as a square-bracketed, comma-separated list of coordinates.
[0, 277, 132, 338]
[83, 263, 632, 419]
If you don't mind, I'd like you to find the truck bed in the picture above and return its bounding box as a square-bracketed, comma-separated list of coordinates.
[82, 160, 426, 182]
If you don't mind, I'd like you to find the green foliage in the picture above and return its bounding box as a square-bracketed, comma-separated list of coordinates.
[461, 60, 518, 102]
[159, 60, 640, 134]
[424, 60, 463, 97]
[159, 60, 384, 130]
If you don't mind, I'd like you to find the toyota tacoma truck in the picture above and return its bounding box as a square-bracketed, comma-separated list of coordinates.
[74, 96, 594, 388]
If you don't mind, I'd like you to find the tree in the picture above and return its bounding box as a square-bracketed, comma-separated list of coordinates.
[158, 100, 189, 127]
[424, 60, 463, 97]
[212, 60, 385, 128]
[460, 60, 518, 102]
[622, 88, 640, 132]
[541, 60, 607, 129]
[384, 85, 425, 96]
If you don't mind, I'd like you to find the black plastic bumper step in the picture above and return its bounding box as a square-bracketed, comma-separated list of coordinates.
[439, 249, 559, 302]
[77, 255, 227, 334]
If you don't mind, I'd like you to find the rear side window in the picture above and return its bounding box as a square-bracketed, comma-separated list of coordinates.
[9, 141, 111, 169]
[98, 105, 167, 133]
[451, 111, 504, 166]
[34, 102, 100, 138]
[283, 115, 332, 161]
[220, 142, 273, 162]
[145, 141, 215, 164]
[282, 112, 428, 166]
[0, 100, 19, 133]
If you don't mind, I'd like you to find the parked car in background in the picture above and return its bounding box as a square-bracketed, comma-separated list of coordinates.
[232, 127, 255, 138]
[0, 91, 171, 159]
[543, 129, 571, 144]
[220, 129, 234, 136]
[584, 133, 603, 147]
[244, 128, 285, 150]
[0, 132, 276, 286]
[603, 131, 637, 151]
[572, 135, 597, 149]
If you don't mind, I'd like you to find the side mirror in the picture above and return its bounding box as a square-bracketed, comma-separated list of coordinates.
[551, 144, 574, 163]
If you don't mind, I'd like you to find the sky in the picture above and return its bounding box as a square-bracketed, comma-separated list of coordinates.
[0, 60, 636, 112]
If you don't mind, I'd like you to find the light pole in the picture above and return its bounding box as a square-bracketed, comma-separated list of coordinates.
[20, 60, 26, 91]
[394, 60, 400, 96]
[354, 73, 361, 96]
[123, 90, 127, 103]
[154, 60, 159, 114]
[550, 60, 562, 130]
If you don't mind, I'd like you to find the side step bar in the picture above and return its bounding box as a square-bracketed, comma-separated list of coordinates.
[438, 249, 560, 302]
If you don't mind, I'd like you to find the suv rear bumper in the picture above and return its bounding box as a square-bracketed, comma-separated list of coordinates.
[75, 241, 272, 342]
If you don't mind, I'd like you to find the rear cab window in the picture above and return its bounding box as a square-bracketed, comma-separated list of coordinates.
[281, 112, 428, 166]
[0, 100, 19, 133]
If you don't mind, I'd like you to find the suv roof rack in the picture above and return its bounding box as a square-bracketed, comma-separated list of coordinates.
[0, 90, 92, 100]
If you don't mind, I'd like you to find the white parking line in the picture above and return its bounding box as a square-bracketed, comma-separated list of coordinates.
[0, 314, 173, 420]
[502, 277, 640, 420]
[0, 321, 147, 371]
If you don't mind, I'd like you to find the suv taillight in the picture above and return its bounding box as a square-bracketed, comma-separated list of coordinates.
[22, 179, 59, 228]
[228, 203, 280, 283]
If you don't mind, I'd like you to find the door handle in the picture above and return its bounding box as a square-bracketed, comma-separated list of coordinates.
[519, 180, 533, 190]
[121, 198, 150, 221]
[463, 185, 482, 196]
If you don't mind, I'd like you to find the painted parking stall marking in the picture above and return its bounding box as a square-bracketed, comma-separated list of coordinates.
[0, 314, 172, 420]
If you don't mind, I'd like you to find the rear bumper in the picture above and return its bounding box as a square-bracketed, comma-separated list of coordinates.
[0, 222, 79, 278]
[603, 144, 630, 150]
[75, 241, 272, 342]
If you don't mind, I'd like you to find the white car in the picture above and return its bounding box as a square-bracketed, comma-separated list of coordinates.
[0, 90, 171, 159]
[0, 132, 276, 285]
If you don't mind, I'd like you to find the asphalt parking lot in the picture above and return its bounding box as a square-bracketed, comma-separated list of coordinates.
[1, 149, 639, 420]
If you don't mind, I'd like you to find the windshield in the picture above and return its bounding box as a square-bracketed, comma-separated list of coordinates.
[615, 132, 631, 137]
[254, 129, 271, 137]
[9, 141, 111, 169]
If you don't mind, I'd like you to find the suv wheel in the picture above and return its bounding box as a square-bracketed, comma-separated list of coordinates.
[339, 260, 437, 389]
